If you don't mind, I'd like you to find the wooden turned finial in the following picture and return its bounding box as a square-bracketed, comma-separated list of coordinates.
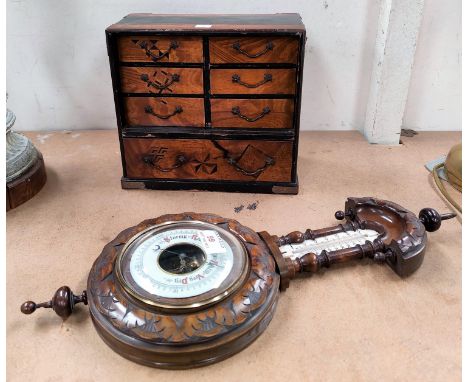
[276, 230, 305, 246]
[418, 208, 456, 232]
[21, 286, 87, 320]
[334, 209, 353, 220]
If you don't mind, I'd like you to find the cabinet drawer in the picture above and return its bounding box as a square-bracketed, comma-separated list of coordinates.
[211, 99, 294, 129]
[120, 67, 204, 94]
[118, 36, 203, 63]
[210, 37, 299, 64]
[124, 138, 292, 182]
[124, 97, 205, 127]
[210, 69, 296, 95]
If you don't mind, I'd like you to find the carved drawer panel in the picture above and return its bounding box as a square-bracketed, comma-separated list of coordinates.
[210, 69, 296, 95]
[120, 67, 204, 94]
[211, 99, 294, 129]
[124, 97, 205, 127]
[118, 36, 203, 63]
[123, 138, 293, 182]
[210, 36, 299, 64]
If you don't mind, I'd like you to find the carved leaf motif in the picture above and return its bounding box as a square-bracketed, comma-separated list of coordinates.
[213, 305, 237, 326]
[98, 292, 118, 311]
[196, 315, 219, 333]
[89, 212, 279, 344]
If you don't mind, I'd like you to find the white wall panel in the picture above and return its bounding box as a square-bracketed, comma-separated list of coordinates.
[6, 0, 460, 132]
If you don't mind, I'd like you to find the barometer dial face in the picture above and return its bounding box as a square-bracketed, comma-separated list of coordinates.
[115, 220, 249, 311]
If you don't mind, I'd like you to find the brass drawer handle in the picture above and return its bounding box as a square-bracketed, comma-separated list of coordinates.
[212, 141, 275, 177]
[144, 105, 183, 120]
[232, 73, 272, 88]
[228, 156, 275, 177]
[134, 40, 179, 62]
[142, 142, 276, 177]
[232, 40, 274, 58]
[231, 106, 271, 122]
[140, 73, 180, 91]
[143, 153, 188, 172]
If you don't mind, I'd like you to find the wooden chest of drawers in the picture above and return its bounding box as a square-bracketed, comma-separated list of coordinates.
[106, 14, 305, 194]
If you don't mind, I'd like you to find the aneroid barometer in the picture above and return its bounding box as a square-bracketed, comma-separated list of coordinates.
[21, 197, 455, 369]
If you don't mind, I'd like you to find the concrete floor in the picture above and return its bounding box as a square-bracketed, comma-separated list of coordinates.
[7, 130, 461, 381]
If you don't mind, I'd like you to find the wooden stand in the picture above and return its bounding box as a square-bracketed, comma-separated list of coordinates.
[6, 154, 46, 211]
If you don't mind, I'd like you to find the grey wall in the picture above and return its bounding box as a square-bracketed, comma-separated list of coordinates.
[6, 0, 461, 132]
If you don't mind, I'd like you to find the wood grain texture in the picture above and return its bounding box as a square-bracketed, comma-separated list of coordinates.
[106, 13, 305, 33]
[211, 99, 294, 128]
[118, 36, 203, 63]
[124, 97, 205, 127]
[210, 69, 296, 95]
[123, 138, 292, 182]
[6, 154, 46, 211]
[107, 14, 305, 193]
[210, 37, 299, 64]
[120, 67, 204, 94]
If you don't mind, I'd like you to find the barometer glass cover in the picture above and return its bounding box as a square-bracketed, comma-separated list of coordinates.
[116, 221, 249, 310]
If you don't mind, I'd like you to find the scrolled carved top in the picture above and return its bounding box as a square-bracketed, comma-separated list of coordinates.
[344, 197, 427, 277]
[345, 197, 425, 247]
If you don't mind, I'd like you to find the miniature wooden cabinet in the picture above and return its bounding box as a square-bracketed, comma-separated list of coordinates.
[106, 14, 305, 194]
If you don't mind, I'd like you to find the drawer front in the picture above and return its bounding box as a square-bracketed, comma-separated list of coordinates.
[120, 67, 204, 94]
[124, 138, 292, 182]
[211, 99, 294, 128]
[118, 36, 203, 63]
[210, 69, 296, 95]
[210, 37, 299, 64]
[124, 97, 205, 127]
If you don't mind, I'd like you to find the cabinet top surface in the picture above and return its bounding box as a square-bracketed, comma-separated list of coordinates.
[107, 13, 305, 33]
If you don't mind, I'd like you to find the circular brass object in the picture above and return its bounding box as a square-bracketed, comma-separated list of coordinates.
[87, 213, 280, 369]
[114, 220, 250, 312]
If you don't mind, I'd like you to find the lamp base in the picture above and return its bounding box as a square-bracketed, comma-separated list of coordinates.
[6, 153, 46, 211]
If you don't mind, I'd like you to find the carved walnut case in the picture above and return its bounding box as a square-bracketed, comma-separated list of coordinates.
[21, 197, 455, 369]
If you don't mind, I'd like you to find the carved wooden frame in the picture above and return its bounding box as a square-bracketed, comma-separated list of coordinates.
[87, 212, 279, 369]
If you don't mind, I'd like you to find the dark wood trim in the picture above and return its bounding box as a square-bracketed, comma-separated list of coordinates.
[121, 177, 298, 194]
[122, 93, 205, 98]
[112, 31, 304, 38]
[106, 13, 305, 34]
[121, 93, 295, 99]
[106, 31, 128, 177]
[121, 126, 295, 139]
[291, 31, 306, 182]
[120, 62, 297, 69]
[6, 154, 47, 211]
[210, 63, 297, 69]
[209, 93, 295, 99]
[203, 36, 212, 128]
[120, 62, 204, 68]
